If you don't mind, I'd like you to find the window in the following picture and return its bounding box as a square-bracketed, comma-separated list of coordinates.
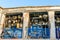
[27, 12, 50, 39]
[1, 13, 23, 39]
[55, 11, 60, 39]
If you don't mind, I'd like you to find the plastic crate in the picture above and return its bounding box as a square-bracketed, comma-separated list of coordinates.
[56, 27, 60, 39]
[42, 28, 50, 38]
[28, 24, 43, 38]
[14, 28, 22, 38]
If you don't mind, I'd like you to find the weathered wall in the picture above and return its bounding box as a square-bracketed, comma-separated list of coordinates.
[0, 6, 60, 40]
